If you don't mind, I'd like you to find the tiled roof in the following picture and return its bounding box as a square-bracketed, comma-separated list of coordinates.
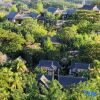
[37, 75, 87, 87]
[29, 13, 40, 18]
[50, 36, 60, 44]
[38, 60, 61, 69]
[69, 63, 90, 70]
[47, 7, 58, 13]
[66, 8, 76, 15]
[59, 76, 87, 87]
[7, 12, 17, 19]
[81, 5, 95, 10]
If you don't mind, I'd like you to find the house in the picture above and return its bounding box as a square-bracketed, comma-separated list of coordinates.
[29, 12, 40, 19]
[37, 74, 87, 88]
[7, 12, 31, 22]
[69, 63, 90, 75]
[47, 7, 62, 14]
[37, 60, 61, 75]
[7, 12, 18, 22]
[7, 11, 46, 22]
[81, 5, 100, 13]
[62, 8, 77, 19]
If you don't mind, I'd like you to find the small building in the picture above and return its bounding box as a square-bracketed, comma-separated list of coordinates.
[37, 75, 87, 88]
[47, 7, 62, 14]
[7, 12, 45, 22]
[81, 5, 100, 13]
[7, 12, 31, 22]
[37, 60, 61, 75]
[69, 63, 90, 75]
[62, 8, 77, 19]
[7, 12, 18, 22]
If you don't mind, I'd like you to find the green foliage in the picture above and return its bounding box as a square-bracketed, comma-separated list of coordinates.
[34, 67, 47, 74]
[43, 37, 54, 51]
[72, 10, 100, 23]
[92, 60, 100, 69]
[79, 43, 100, 62]
[10, 5, 18, 12]
[77, 20, 91, 34]
[36, 0, 43, 13]
[0, 29, 25, 53]
[21, 18, 47, 39]
[58, 25, 78, 46]
[25, 34, 35, 45]
[38, 80, 67, 100]
[11, 57, 28, 73]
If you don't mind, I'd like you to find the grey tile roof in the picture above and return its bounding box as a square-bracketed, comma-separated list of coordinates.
[37, 75, 87, 87]
[69, 63, 90, 70]
[50, 36, 60, 44]
[59, 76, 87, 87]
[47, 7, 58, 13]
[38, 60, 61, 69]
[7, 12, 17, 19]
[66, 8, 77, 15]
[81, 5, 95, 10]
[29, 13, 40, 18]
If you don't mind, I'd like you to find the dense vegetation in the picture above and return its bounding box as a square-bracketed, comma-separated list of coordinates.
[0, 0, 100, 100]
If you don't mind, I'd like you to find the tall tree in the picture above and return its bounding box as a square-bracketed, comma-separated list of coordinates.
[36, 0, 43, 13]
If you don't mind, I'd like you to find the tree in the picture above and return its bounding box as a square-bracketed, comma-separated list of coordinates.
[21, 18, 47, 40]
[25, 34, 35, 45]
[43, 37, 54, 52]
[0, 12, 6, 21]
[0, 29, 25, 54]
[11, 57, 28, 73]
[38, 80, 67, 100]
[58, 25, 78, 47]
[10, 5, 18, 12]
[79, 43, 100, 62]
[36, 0, 43, 13]
[92, 60, 100, 69]
[77, 20, 91, 34]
